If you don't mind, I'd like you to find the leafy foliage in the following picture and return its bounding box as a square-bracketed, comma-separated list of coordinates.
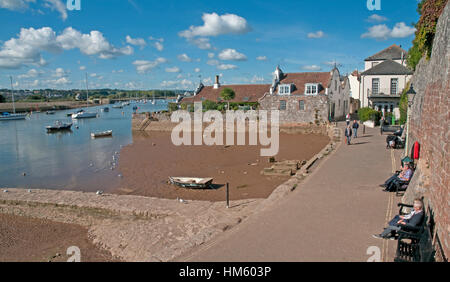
[358, 107, 381, 123]
[407, 0, 449, 70]
[220, 88, 235, 110]
[0, 94, 5, 103]
[399, 82, 411, 125]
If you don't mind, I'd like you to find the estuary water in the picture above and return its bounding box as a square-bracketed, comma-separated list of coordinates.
[0, 100, 169, 192]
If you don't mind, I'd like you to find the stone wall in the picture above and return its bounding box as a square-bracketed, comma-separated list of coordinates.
[259, 94, 329, 125]
[403, 2, 449, 261]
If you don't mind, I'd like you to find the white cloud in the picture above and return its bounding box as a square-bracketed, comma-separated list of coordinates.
[217, 64, 237, 70]
[79, 65, 86, 70]
[188, 37, 212, 50]
[0, 27, 133, 69]
[207, 59, 219, 66]
[165, 66, 181, 73]
[126, 35, 146, 48]
[132, 57, 167, 74]
[0, 0, 35, 11]
[307, 30, 324, 39]
[161, 79, 193, 89]
[218, 49, 247, 61]
[179, 13, 250, 38]
[57, 27, 133, 59]
[323, 60, 340, 67]
[361, 22, 416, 40]
[45, 76, 71, 86]
[194, 67, 201, 73]
[367, 14, 388, 22]
[53, 67, 69, 77]
[256, 56, 267, 61]
[148, 36, 164, 51]
[202, 77, 212, 85]
[43, 0, 67, 21]
[250, 75, 265, 83]
[208, 52, 215, 58]
[390, 22, 416, 38]
[18, 68, 43, 79]
[177, 53, 192, 62]
[302, 65, 322, 71]
[154, 41, 164, 51]
[0, 0, 67, 21]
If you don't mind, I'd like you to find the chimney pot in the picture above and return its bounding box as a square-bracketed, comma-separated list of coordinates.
[214, 75, 220, 89]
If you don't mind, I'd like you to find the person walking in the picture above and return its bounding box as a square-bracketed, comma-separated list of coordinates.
[346, 113, 351, 126]
[344, 125, 353, 145]
[352, 120, 359, 138]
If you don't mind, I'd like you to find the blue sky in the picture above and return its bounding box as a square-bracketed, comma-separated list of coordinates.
[0, 0, 420, 90]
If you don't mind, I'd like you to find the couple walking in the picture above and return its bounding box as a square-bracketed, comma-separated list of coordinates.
[345, 120, 360, 145]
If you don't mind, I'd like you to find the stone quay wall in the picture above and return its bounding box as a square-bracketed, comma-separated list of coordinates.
[403, 2, 449, 261]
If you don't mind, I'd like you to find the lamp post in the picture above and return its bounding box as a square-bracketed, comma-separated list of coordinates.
[405, 84, 416, 157]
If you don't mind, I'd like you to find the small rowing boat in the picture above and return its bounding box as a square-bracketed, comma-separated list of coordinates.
[91, 130, 113, 138]
[168, 177, 213, 189]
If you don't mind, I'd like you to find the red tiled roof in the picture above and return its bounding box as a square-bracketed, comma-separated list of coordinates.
[183, 84, 271, 103]
[278, 72, 332, 95]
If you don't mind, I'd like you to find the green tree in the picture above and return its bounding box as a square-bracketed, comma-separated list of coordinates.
[0, 94, 5, 103]
[220, 88, 235, 110]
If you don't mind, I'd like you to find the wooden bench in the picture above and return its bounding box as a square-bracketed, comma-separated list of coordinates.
[394, 203, 435, 262]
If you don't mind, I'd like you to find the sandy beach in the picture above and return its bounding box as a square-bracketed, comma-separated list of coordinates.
[0, 213, 119, 262]
[116, 131, 330, 201]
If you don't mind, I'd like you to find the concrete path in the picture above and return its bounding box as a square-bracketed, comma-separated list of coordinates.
[178, 125, 400, 262]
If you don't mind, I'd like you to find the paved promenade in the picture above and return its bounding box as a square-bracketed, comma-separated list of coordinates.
[179, 125, 401, 262]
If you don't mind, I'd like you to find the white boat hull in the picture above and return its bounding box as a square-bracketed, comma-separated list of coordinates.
[72, 112, 97, 119]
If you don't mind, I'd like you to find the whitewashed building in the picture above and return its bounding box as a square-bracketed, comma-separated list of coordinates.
[360, 44, 413, 118]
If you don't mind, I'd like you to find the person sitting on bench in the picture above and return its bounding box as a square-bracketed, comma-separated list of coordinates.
[373, 198, 424, 240]
[380, 163, 413, 192]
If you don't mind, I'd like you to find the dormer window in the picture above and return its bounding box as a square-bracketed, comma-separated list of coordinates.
[278, 84, 291, 95]
[305, 83, 319, 95]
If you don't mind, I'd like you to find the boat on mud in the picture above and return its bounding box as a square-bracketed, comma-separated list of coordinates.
[168, 177, 213, 189]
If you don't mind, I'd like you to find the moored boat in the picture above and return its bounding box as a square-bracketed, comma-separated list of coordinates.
[0, 112, 27, 121]
[168, 177, 213, 189]
[46, 121, 73, 132]
[103, 107, 109, 112]
[72, 111, 97, 119]
[0, 76, 27, 121]
[91, 130, 113, 138]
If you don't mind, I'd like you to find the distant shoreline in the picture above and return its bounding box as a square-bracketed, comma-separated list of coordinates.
[0, 101, 99, 113]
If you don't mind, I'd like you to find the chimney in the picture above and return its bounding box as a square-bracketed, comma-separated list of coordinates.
[213, 75, 220, 89]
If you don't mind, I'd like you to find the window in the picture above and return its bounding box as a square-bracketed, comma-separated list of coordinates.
[278, 84, 291, 95]
[280, 100, 287, 110]
[299, 100, 305, 111]
[390, 78, 398, 95]
[305, 83, 318, 95]
[372, 78, 380, 95]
